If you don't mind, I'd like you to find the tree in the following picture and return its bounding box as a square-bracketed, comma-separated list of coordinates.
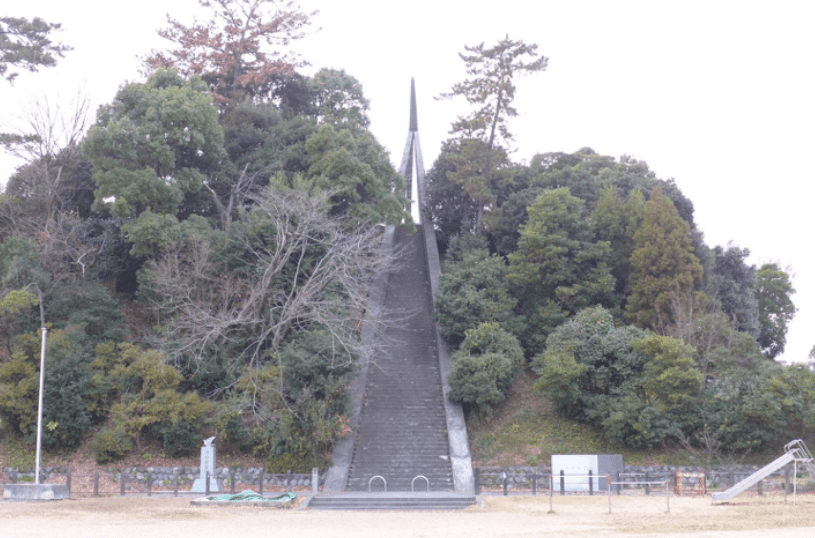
[139, 186, 388, 373]
[438, 35, 548, 149]
[310, 68, 370, 128]
[447, 322, 523, 414]
[590, 186, 645, 311]
[755, 262, 796, 360]
[83, 69, 226, 219]
[435, 247, 521, 347]
[303, 124, 409, 226]
[707, 243, 758, 334]
[508, 187, 615, 353]
[0, 17, 71, 84]
[435, 35, 547, 231]
[533, 307, 702, 448]
[625, 189, 703, 332]
[144, 0, 318, 103]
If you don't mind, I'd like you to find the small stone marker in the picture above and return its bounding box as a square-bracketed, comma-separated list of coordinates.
[191, 437, 219, 493]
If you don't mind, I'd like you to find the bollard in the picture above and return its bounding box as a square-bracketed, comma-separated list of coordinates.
[549, 476, 554, 513]
[607, 476, 612, 513]
[93, 471, 99, 497]
[312, 467, 319, 496]
[616, 471, 621, 495]
[120, 472, 125, 496]
[230, 470, 236, 494]
[67, 469, 72, 497]
[287, 470, 292, 493]
[645, 471, 650, 495]
[259, 470, 264, 496]
[757, 479, 763, 496]
[532, 473, 537, 496]
[147, 472, 152, 497]
[474, 468, 481, 495]
[559, 470, 565, 496]
[502, 471, 508, 496]
[589, 469, 593, 496]
[173, 472, 179, 497]
[205, 471, 210, 496]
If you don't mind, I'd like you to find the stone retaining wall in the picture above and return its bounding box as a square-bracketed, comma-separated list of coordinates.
[2, 466, 324, 488]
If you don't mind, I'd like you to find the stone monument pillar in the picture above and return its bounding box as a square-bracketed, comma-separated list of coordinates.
[191, 437, 219, 493]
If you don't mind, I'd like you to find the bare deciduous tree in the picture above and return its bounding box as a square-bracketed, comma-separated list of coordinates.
[141, 187, 391, 378]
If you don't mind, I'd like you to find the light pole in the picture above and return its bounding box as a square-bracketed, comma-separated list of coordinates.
[34, 325, 47, 485]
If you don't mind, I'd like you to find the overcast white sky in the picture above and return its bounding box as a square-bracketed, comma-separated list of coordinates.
[1, 0, 813, 363]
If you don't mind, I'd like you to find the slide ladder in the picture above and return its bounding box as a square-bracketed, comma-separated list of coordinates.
[712, 439, 815, 501]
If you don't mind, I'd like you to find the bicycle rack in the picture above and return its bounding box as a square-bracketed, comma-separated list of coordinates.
[411, 475, 429, 492]
[368, 475, 387, 492]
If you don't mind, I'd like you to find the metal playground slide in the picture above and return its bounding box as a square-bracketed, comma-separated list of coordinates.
[712, 439, 815, 501]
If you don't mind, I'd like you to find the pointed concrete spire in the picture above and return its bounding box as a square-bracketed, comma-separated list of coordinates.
[398, 78, 425, 223]
[409, 77, 418, 133]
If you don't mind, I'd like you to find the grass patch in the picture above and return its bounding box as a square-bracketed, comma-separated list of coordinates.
[466, 369, 777, 468]
[0, 429, 36, 469]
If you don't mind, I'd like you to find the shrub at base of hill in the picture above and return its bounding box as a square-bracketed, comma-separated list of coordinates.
[94, 426, 133, 464]
[533, 307, 702, 449]
[448, 322, 523, 414]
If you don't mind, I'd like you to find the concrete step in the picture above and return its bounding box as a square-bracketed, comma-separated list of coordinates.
[307, 492, 475, 511]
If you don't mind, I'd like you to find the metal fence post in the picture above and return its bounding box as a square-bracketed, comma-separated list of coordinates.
[589, 469, 593, 496]
[147, 472, 152, 497]
[205, 471, 210, 496]
[645, 471, 650, 495]
[259, 469, 264, 496]
[93, 471, 99, 497]
[287, 470, 292, 493]
[120, 472, 125, 496]
[230, 470, 236, 494]
[559, 470, 565, 496]
[66, 469, 71, 497]
[502, 471, 508, 496]
[532, 473, 537, 496]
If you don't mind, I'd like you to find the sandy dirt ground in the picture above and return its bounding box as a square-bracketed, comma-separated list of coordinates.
[1, 493, 815, 538]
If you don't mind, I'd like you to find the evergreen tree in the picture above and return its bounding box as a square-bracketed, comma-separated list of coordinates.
[625, 189, 703, 332]
[756, 262, 796, 360]
[508, 187, 614, 353]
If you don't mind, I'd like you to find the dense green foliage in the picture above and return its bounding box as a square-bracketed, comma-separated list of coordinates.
[448, 322, 524, 414]
[1, 20, 810, 468]
[0, 4, 411, 468]
[430, 38, 807, 456]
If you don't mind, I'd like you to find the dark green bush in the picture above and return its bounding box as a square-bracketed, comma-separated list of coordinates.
[94, 427, 133, 463]
[447, 322, 523, 413]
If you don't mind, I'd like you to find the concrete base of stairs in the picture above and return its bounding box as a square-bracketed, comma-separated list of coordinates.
[304, 491, 477, 511]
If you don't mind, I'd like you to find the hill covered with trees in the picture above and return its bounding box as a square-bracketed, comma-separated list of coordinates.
[0, 1, 410, 470]
[431, 36, 811, 458]
[0, 3, 811, 472]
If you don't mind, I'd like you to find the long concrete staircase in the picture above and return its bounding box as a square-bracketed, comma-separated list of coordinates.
[310, 226, 474, 510]
[344, 226, 453, 492]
